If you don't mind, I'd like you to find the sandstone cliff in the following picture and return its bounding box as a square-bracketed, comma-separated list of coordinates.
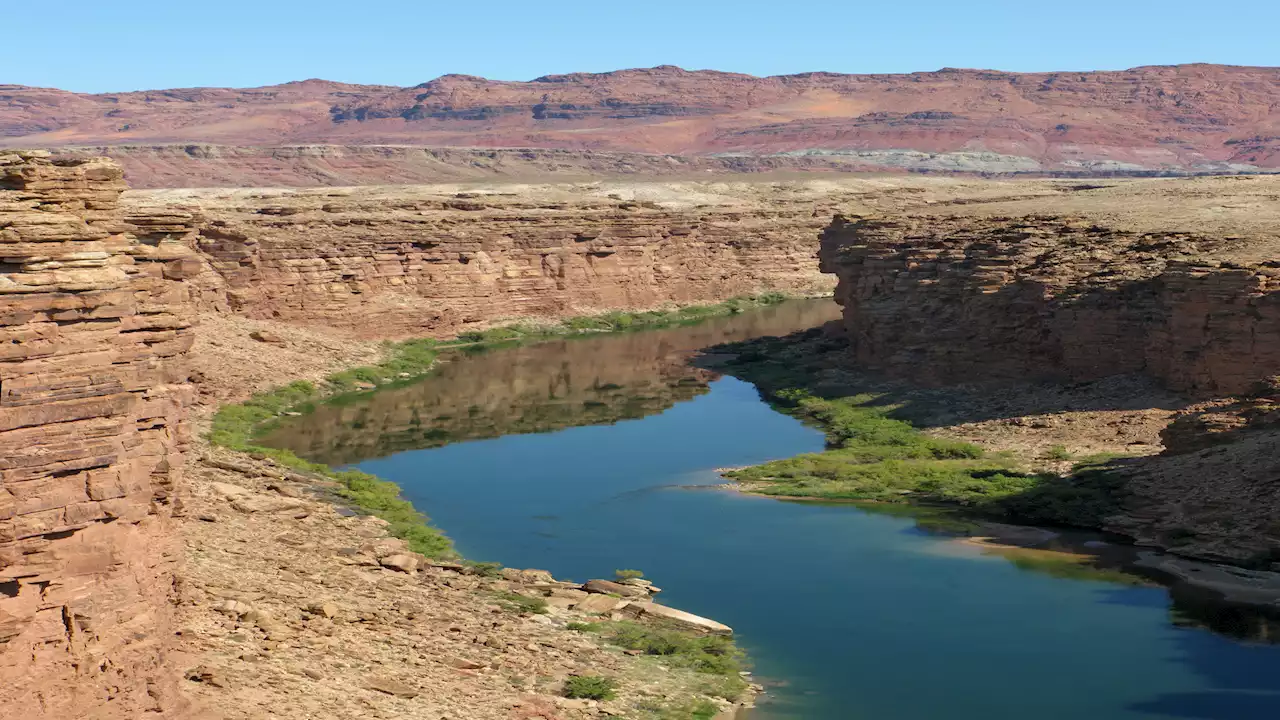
[122, 181, 870, 338]
[0, 153, 194, 716]
[5, 64, 1278, 186]
[819, 176, 1280, 396]
[816, 175, 1280, 563]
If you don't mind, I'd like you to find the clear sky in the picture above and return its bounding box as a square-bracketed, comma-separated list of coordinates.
[6, 0, 1277, 93]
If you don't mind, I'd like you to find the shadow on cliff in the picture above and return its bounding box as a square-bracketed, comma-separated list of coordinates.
[697, 325, 1280, 562]
[698, 323, 1190, 444]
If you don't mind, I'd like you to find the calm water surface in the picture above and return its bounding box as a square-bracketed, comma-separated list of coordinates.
[265, 301, 1280, 720]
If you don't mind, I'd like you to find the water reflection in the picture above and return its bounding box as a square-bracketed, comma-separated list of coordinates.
[849, 501, 1280, 645]
[261, 299, 842, 465]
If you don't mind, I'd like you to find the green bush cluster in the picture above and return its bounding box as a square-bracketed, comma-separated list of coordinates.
[328, 338, 442, 393]
[726, 391, 1038, 505]
[492, 591, 549, 615]
[715, 334, 1130, 529]
[1044, 444, 1073, 461]
[572, 621, 748, 700]
[635, 698, 723, 719]
[465, 561, 504, 578]
[993, 465, 1125, 527]
[563, 675, 618, 701]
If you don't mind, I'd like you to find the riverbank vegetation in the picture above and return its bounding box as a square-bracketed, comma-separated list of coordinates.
[207, 293, 803, 559]
[568, 620, 750, 702]
[713, 330, 1129, 529]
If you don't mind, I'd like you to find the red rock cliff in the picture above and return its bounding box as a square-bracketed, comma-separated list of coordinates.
[819, 213, 1280, 396]
[125, 186, 835, 339]
[0, 153, 194, 717]
[5, 64, 1279, 183]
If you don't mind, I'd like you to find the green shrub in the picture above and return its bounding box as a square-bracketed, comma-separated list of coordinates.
[1045, 444, 1073, 461]
[594, 621, 747, 685]
[636, 699, 723, 719]
[614, 569, 644, 581]
[465, 561, 504, 578]
[684, 699, 722, 720]
[493, 591, 548, 615]
[995, 467, 1125, 528]
[563, 675, 618, 700]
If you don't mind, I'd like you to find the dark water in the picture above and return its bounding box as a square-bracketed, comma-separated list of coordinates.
[264, 300, 1280, 720]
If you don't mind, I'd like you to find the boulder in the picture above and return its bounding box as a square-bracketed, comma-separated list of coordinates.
[229, 494, 305, 514]
[306, 602, 340, 619]
[582, 579, 647, 598]
[631, 602, 733, 635]
[249, 330, 285, 344]
[379, 553, 422, 574]
[575, 595, 627, 615]
[212, 599, 253, 618]
[544, 596, 579, 610]
[366, 677, 419, 698]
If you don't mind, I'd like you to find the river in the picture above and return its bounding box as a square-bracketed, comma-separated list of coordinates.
[262, 300, 1280, 720]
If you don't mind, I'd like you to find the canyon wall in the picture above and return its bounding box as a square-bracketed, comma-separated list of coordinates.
[126, 186, 837, 339]
[0, 153, 194, 717]
[819, 214, 1280, 396]
[816, 186, 1280, 563]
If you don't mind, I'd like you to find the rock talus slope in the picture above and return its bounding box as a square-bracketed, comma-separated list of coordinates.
[0, 153, 195, 716]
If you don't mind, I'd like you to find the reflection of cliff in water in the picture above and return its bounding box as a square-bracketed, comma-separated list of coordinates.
[260, 300, 842, 466]
[922, 512, 1280, 645]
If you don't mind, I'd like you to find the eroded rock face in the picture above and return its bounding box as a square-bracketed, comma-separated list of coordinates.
[4, 64, 1278, 183]
[817, 203, 1280, 563]
[128, 187, 835, 338]
[819, 214, 1280, 396]
[0, 153, 194, 717]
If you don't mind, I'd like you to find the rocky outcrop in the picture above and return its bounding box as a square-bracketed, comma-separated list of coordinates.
[5, 64, 1279, 183]
[819, 214, 1280, 396]
[0, 153, 194, 717]
[816, 185, 1280, 564]
[1102, 380, 1280, 564]
[125, 184, 837, 339]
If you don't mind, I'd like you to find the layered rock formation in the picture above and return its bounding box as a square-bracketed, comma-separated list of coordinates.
[125, 182, 844, 338]
[820, 178, 1280, 396]
[816, 176, 1280, 563]
[0, 153, 194, 716]
[4, 64, 1278, 186]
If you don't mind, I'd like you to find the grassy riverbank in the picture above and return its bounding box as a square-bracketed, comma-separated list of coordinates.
[713, 330, 1128, 528]
[207, 293, 800, 558]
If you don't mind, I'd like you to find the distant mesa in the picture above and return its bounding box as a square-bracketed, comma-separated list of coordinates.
[3, 64, 1277, 187]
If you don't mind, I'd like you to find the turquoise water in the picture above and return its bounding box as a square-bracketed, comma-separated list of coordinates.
[264, 301, 1280, 719]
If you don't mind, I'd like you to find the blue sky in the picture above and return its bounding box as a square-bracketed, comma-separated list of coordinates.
[5, 1, 1277, 92]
